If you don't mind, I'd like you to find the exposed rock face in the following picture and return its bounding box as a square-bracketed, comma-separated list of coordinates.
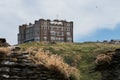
[95, 49, 120, 80]
[0, 38, 10, 47]
[0, 52, 69, 80]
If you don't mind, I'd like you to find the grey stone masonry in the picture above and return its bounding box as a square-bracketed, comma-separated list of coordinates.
[0, 52, 69, 80]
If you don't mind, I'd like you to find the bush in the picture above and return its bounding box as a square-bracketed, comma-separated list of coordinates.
[26, 47, 80, 80]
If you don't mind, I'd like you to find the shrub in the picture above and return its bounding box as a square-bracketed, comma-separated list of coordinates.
[95, 51, 114, 64]
[27, 47, 80, 80]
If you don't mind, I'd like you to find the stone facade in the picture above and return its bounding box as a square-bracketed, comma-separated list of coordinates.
[18, 19, 73, 44]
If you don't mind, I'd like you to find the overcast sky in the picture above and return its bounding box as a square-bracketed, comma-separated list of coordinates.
[0, 0, 120, 45]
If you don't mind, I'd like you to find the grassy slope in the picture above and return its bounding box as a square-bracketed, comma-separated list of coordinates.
[19, 42, 120, 80]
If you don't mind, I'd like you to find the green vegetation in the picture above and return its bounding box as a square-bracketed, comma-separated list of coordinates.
[19, 42, 120, 80]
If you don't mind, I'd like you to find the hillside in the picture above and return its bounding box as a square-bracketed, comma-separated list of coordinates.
[19, 42, 120, 80]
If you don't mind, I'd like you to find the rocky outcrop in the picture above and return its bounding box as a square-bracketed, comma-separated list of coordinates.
[94, 49, 120, 80]
[0, 52, 69, 80]
[0, 38, 10, 47]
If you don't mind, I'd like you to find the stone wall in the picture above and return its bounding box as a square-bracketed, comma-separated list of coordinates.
[0, 52, 69, 80]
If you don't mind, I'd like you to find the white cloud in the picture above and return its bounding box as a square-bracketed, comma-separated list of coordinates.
[0, 0, 120, 44]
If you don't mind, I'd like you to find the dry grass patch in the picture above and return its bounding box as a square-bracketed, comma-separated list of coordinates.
[0, 47, 11, 61]
[0, 47, 11, 54]
[26, 47, 80, 80]
[95, 51, 115, 64]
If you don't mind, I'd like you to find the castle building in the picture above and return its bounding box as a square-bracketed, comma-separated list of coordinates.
[18, 19, 73, 44]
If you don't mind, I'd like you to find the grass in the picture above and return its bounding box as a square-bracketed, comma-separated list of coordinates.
[19, 42, 120, 80]
[26, 47, 80, 80]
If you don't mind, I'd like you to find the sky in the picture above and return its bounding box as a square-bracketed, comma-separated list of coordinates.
[0, 0, 120, 45]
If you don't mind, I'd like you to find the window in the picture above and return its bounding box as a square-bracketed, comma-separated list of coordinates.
[35, 31, 40, 36]
[57, 32, 64, 36]
[53, 28, 57, 30]
[43, 27, 48, 30]
[67, 23, 70, 26]
[67, 37, 72, 42]
[61, 32, 64, 36]
[58, 32, 61, 36]
[51, 36, 55, 41]
[67, 28, 71, 31]
[56, 32, 59, 36]
[35, 37, 40, 41]
[44, 37, 47, 41]
[66, 32, 70, 36]
[50, 31, 56, 36]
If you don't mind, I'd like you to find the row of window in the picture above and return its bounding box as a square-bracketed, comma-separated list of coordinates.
[41, 21, 72, 27]
[43, 36, 72, 41]
[25, 27, 34, 34]
[43, 37, 65, 42]
[50, 37, 64, 41]
[19, 34, 72, 43]
[42, 26, 72, 31]
[50, 31, 64, 36]
[44, 31, 71, 36]
[50, 27, 72, 31]
[34, 37, 40, 41]
[25, 33, 34, 40]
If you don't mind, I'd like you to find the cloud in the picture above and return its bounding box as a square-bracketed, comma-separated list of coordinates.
[0, 0, 120, 44]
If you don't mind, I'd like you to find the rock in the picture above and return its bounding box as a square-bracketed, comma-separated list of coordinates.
[94, 49, 120, 80]
[0, 38, 10, 47]
[0, 52, 69, 80]
[8, 46, 21, 52]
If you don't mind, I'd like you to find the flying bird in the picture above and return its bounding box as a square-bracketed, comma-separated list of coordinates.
[96, 6, 98, 8]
